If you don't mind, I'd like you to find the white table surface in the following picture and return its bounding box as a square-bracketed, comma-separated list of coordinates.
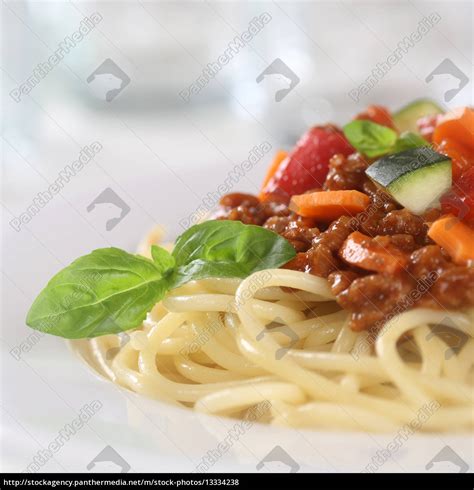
[1, 0, 472, 473]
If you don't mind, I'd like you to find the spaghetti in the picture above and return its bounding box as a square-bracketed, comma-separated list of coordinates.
[87, 266, 474, 432]
[28, 101, 474, 433]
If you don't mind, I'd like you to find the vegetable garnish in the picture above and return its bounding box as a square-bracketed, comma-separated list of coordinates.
[26, 220, 296, 339]
[433, 107, 474, 181]
[259, 150, 288, 200]
[433, 107, 474, 152]
[289, 190, 370, 220]
[392, 98, 444, 133]
[441, 167, 474, 226]
[365, 147, 452, 215]
[260, 126, 354, 199]
[339, 231, 408, 274]
[343, 120, 430, 158]
[168, 220, 296, 288]
[437, 137, 474, 181]
[342, 120, 397, 158]
[428, 215, 474, 265]
[355, 104, 396, 129]
[392, 131, 429, 153]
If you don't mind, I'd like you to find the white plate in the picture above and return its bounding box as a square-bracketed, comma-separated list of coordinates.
[3, 326, 472, 474]
[61, 338, 473, 474]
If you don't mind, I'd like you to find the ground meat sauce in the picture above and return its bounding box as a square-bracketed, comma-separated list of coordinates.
[216, 152, 474, 332]
[324, 152, 371, 192]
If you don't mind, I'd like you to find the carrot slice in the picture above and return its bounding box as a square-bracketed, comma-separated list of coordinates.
[339, 231, 408, 273]
[289, 190, 370, 220]
[433, 107, 474, 152]
[259, 150, 288, 200]
[428, 214, 474, 265]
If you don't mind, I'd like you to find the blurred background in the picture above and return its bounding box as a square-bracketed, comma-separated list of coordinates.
[1, 0, 472, 473]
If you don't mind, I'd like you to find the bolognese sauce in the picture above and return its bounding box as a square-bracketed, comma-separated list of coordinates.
[215, 106, 474, 332]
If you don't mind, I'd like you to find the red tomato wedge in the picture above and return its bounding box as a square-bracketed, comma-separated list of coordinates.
[441, 167, 474, 226]
[260, 126, 354, 200]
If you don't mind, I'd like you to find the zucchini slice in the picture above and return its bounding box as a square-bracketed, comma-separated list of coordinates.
[393, 99, 444, 133]
[366, 147, 452, 215]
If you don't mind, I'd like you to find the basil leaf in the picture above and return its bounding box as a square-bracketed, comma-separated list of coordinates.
[26, 248, 169, 339]
[343, 120, 398, 158]
[151, 245, 175, 275]
[169, 220, 296, 288]
[393, 131, 429, 153]
[26, 220, 296, 339]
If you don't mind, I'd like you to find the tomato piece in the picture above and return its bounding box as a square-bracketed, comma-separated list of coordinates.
[355, 105, 396, 130]
[441, 167, 474, 226]
[261, 125, 354, 200]
[437, 138, 474, 180]
[433, 107, 474, 152]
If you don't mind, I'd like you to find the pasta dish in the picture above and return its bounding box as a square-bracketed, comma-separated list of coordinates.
[26, 101, 474, 432]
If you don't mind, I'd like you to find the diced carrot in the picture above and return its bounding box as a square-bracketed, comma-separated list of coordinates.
[289, 190, 370, 220]
[433, 107, 474, 152]
[259, 150, 288, 200]
[339, 231, 408, 273]
[428, 214, 474, 265]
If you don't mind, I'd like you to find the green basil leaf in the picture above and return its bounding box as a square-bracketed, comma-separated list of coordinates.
[393, 131, 429, 153]
[343, 120, 398, 158]
[151, 245, 175, 275]
[169, 220, 296, 288]
[26, 248, 169, 339]
[26, 220, 296, 339]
